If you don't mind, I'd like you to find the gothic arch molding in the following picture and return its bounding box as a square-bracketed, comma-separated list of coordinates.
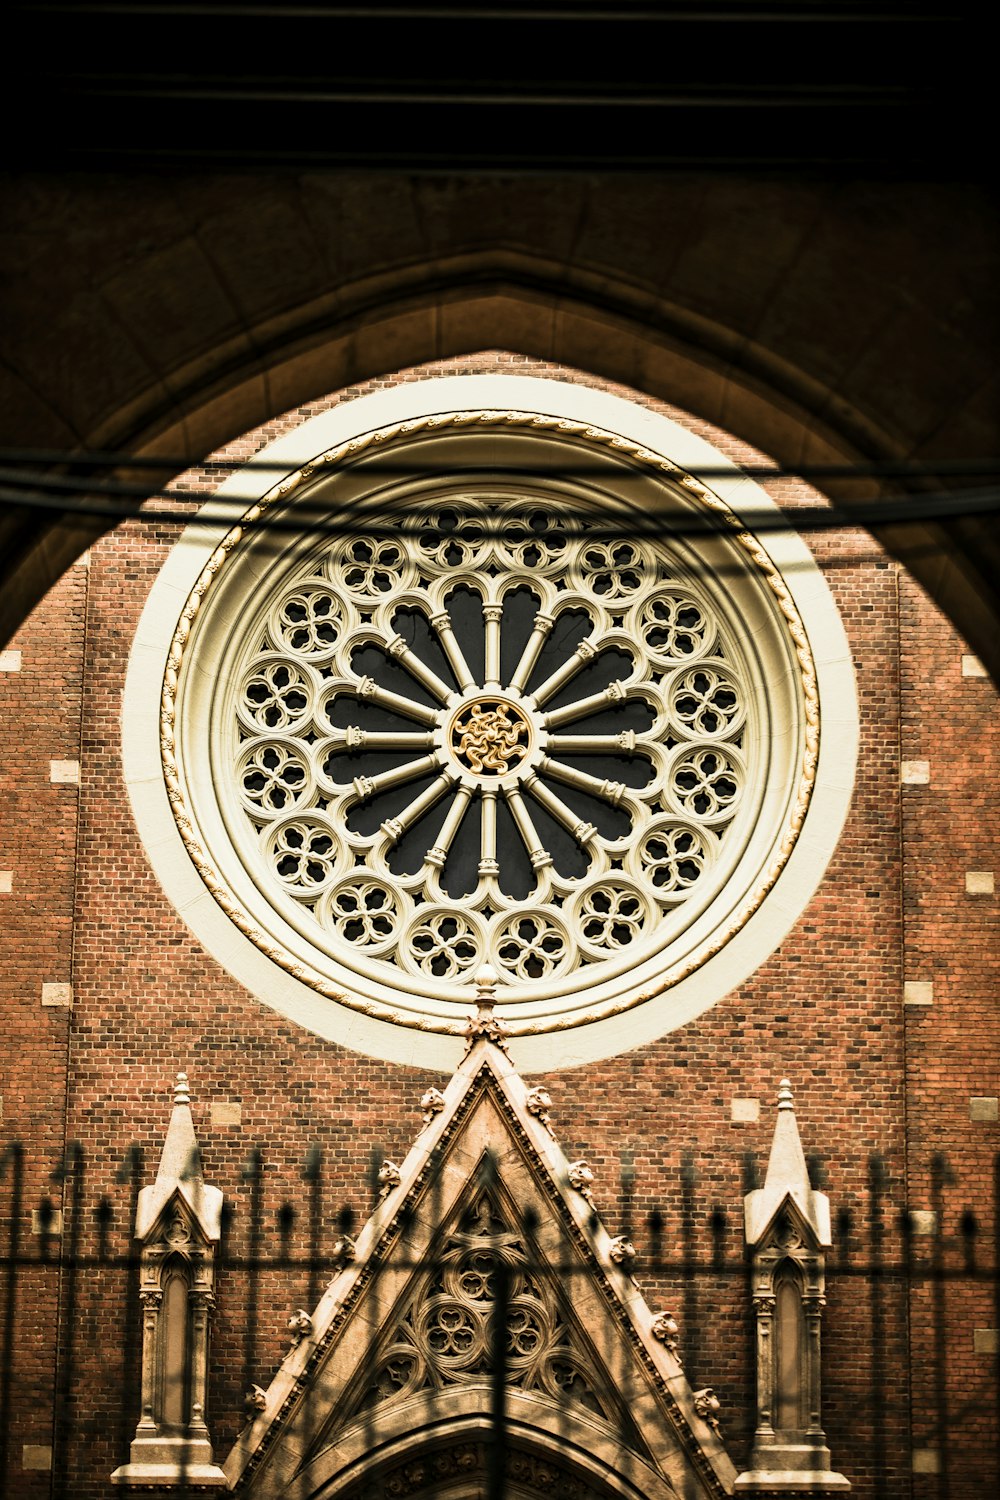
[2, 190, 997, 675]
[295, 1395, 680, 1500]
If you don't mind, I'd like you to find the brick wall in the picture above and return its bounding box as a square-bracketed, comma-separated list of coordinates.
[1, 354, 996, 1497]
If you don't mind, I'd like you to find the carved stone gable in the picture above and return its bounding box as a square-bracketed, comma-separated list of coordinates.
[224, 1029, 736, 1499]
[344, 1186, 627, 1435]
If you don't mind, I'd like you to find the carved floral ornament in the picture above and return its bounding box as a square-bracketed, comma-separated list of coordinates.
[159, 406, 826, 1043]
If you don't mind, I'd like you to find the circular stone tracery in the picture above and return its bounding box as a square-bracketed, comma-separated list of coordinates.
[217, 494, 762, 993]
[155, 402, 834, 1045]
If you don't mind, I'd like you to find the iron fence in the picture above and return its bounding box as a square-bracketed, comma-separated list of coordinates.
[1, 1143, 998, 1499]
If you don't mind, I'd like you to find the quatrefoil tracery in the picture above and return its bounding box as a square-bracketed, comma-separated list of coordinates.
[229, 501, 751, 990]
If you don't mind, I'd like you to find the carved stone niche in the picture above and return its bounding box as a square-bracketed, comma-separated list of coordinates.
[111, 1075, 226, 1488]
[735, 1081, 849, 1494]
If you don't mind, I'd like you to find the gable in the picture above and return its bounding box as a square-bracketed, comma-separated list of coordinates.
[224, 1036, 737, 1498]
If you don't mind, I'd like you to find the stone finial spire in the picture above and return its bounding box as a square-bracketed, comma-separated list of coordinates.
[745, 1078, 830, 1249]
[135, 1071, 223, 1244]
[112, 1072, 226, 1488]
[475, 965, 498, 1005]
[735, 1080, 848, 1493]
[463, 966, 509, 1055]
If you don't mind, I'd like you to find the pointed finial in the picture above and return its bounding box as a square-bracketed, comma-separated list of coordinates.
[173, 1072, 191, 1105]
[777, 1078, 794, 1111]
[475, 965, 498, 1007]
[463, 967, 508, 1055]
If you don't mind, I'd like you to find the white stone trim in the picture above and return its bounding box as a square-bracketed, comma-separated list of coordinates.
[210, 1101, 242, 1126]
[123, 375, 858, 1071]
[41, 982, 73, 1008]
[31, 1208, 63, 1235]
[908, 1210, 937, 1236]
[49, 759, 80, 784]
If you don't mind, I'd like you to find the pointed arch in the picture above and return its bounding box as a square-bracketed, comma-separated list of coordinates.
[1, 178, 998, 676]
[296, 1393, 680, 1500]
[772, 1261, 805, 1434]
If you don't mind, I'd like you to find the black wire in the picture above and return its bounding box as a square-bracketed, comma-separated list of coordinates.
[2, 475, 998, 541]
[11, 3, 953, 21]
[4, 448, 996, 479]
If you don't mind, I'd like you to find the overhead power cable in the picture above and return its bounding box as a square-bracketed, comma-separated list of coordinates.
[2, 448, 998, 480]
[1, 474, 998, 542]
[10, 3, 954, 21]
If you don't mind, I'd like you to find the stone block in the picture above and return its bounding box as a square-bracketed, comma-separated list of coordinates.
[961, 654, 987, 677]
[903, 981, 933, 1006]
[965, 870, 994, 894]
[0, 649, 22, 671]
[909, 1210, 937, 1236]
[211, 1101, 242, 1126]
[900, 760, 930, 785]
[42, 982, 73, 1007]
[22, 1445, 52, 1471]
[0, 870, 11, 893]
[31, 1208, 63, 1236]
[912, 1449, 940, 1474]
[974, 1328, 998, 1354]
[969, 1097, 999, 1123]
[49, 759, 80, 784]
[730, 1098, 760, 1123]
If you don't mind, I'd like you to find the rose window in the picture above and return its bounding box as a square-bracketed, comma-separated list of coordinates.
[215, 496, 760, 994]
[157, 405, 827, 1044]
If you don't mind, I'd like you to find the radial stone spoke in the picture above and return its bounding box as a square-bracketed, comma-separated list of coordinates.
[479, 788, 500, 876]
[543, 680, 628, 730]
[508, 611, 555, 693]
[523, 773, 596, 849]
[545, 731, 636, 756]
[356, 676, 440, 727]
[503, 786, 553, 872]
[386, 632, 453, 704]
[352, 753, 442, 804]
[538, 756, 627, 807]
[425, 784, 474, 869]
[327, 727, 436, 753]
[429, 609, 476, 693]
[528, 638, 598, 708]
[381, 771, 457, 845]
[483, 605, 503, 690]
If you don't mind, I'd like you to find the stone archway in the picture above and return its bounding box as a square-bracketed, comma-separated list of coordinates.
[1, 175, 997, 672]
[296, 1403, 680, 1500]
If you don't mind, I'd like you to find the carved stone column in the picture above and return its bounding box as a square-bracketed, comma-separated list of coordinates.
[751, 1291, 777, 1441]
[135, 1288, 162, 1437]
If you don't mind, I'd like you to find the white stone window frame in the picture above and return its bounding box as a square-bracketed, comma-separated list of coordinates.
[124, 375, 858, 1072]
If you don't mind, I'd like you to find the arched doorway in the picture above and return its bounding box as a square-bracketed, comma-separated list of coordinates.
[294, 1400, 683, 1500]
